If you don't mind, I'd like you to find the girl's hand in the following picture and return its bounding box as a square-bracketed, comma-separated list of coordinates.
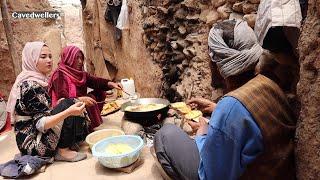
[57, 98, 65, 104]
[78, 96, 96, 107]
[108, 82, 123, 90]
[67, 102, 86, 116]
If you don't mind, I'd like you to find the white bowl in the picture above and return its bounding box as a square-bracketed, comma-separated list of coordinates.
[85, 129, 125, 149]
[92, 135, 144, 168]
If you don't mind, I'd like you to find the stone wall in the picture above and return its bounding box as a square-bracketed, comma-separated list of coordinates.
[140, 0, 260, 102]
[82, 0, 260, 101]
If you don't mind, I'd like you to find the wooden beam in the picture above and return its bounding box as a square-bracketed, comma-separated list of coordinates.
[0, 0, 21, 76]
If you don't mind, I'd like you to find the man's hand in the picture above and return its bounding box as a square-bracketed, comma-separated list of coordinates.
[187, 97, 216, 114]
[108, 82, 123, 90]
[78, 96, 96, 107]
[188, 117, 209, 135]
[196, 117, 209, 136]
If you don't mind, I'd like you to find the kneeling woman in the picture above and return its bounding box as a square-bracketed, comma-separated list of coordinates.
[48, 45, 122, 132]
[6, 42, 87, 162]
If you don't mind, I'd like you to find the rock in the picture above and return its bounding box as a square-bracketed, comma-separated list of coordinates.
[243, 14, 256, 28]
[185, 33, 201, 43]
[168, 34, 179, 41]
[213, 0, 226, 8]
[159, 25, 169, 30]
[242, 2, 258, 14]
[142, 6, 148, 16]
[157, 6, 168, 14]
[193, 56, 202, 62]
[148, 6, 158, 15]
[172, 51, 186, 63]
[186, 14, 200, 21]
[232, 2, 244, 13]
[162, 0, 171, 6]
[181, 0, 198, 8]
[217, 4, 232, 20]
[178, 26, 187, 35]
[199, 9, 210, 22]
[121, 119, 143, 135]
[153, 52, 165, 61]
[174, 9, 187, 19]
[227, 0, 237, 3]
[150, 42, 157, 49]
[183, 48, 191, 57]
[142, 34, 149, 45]
[171, 41, 179, 49]
[177, 64, 184, 71]
[156, 42, 165, 48]
[182, 59, 189, 67]
[176, 39, 189, 48]
[183, 47, 196, 57]
[248, 0, 260, 4]
[229, 12, 244, 20]
[206, 9, 219, 26]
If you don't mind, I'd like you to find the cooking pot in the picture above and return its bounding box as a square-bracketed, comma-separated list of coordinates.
[121, 98, 170, 126]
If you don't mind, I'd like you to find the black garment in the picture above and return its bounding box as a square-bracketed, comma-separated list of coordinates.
[15, 81, 58, 157]
[154, 124, 200, 180]
[262, 27, 293, 53]
[0, 155, 52, 179]
[50, 98, 88, 149]
[14, 80, 87, 157]
[104, 1, 122, 40]
[299, 0, 308, 19]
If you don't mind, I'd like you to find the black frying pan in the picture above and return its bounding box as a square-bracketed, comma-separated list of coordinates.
[121, 98, 170, 126]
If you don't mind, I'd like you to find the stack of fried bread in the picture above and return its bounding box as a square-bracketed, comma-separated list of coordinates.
[171, 102, 202, 122]
[101, 101, 120, 115]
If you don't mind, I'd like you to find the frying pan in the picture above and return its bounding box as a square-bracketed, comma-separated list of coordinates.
[121, 98, 170, 126]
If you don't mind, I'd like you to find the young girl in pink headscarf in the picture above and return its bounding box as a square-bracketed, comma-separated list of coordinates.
[7, 42, 88, 162]
[48, 46, 121, 132]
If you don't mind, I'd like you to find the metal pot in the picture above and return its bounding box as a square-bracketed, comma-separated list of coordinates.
[121, 98, 170, 126]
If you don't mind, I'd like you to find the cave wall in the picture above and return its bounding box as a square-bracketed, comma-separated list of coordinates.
[82, 0, 260, 101]
[0, 0, 63, 100]
[82, 0, 163, 97]
[296, 0, 320, 178]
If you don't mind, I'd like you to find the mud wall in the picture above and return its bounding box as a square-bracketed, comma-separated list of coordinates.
[82, 0, 163, 98]
[296, 0, 320, 178]
[0, 0, 64, 100]
[0, 22, 15, 99]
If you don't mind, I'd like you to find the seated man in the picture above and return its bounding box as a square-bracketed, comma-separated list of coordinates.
[153, 20, 296, 180]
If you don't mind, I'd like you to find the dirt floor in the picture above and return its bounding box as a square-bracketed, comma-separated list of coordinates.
[0, 114, 164, 180]
[1, 0, 320, 178]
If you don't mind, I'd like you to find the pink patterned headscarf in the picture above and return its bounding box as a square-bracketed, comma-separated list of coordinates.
[6, 41, 49, 122]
